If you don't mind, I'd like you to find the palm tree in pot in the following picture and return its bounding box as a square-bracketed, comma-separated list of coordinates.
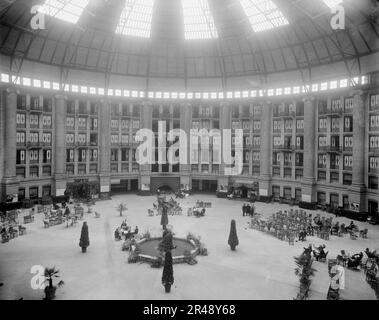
[116, 203, 128, 217]
[79, 221, 90, 253]
[162, 251, 174, 293]
[228, 219, 239, 251]
[43, 267, 64, 300]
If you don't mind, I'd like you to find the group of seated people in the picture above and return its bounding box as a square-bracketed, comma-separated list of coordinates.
[336, 248, 378, 270]
[1, 224, 26, 243]
[114, 220, 139, 241]
[242, 203, 255, 217]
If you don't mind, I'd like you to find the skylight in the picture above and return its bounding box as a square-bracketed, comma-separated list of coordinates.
[39, 0, 89, 24]
[115, 0, 155, 38]
[239, 0, 289, 33]
[322, 0, 343, 9]
[182, 0, 218, 40]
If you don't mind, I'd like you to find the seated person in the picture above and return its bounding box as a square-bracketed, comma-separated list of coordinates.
[313, 244, 328, 261]
[134, 226, 139, 235]
[347, 252, 363, 269]
[306, 224, 314, 236]
[121, 220, 128, 230]
[303, 244, 313, 257]
[332, 222, 339, 233]
[365, 248, 377, 259]
[346, 221, 356, 232]
[299, 229, 307, 241]
[114, 228, 122, 241]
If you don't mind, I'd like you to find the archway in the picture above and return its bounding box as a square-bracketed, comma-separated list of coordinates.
[157, 185, 174, 194]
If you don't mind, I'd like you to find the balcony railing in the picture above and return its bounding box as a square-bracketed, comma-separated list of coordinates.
[325, 109, 344, 116]
[369, 147, 379, 155]
[319, 145, 342, 153]
[26, 141, 46, 149]
[273, 144, 295, 151]
[278, 110, 296, 118]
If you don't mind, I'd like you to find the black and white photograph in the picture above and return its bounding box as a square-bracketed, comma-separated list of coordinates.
[0, 0, 378, 305]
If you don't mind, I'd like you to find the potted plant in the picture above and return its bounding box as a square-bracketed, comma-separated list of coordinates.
[116, 203, 128, 217]
[228, 219, 239, 251]
[43, 267, 64, 300]
[162, 251, 174, 293]
[79, 221, 90, 253]
[294, 252, 315, 300]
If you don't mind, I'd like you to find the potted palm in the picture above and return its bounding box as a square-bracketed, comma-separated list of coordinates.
[116, 203, 128, 217]
[43, 267, 64, 300]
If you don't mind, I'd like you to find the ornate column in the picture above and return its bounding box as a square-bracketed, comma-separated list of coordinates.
[218, 101, 230, 191]
[301, 96, 316, 203]
[259, 100, 272, 197]
[1, 87, 19, 199]
[180, 102, 191, 190]
[348, 90, 367, 212]
[99, 99, 111, 198]
[140, 100, 153, 193]
[54, 94, 67, 196]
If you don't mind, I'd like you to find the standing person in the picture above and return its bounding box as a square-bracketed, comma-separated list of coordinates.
[250, 205, 255, 217]
[327, 259, 345, 300]
[242, 203, 246, 217]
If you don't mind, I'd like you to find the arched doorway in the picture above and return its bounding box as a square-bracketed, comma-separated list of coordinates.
[157, 185, 174, 194]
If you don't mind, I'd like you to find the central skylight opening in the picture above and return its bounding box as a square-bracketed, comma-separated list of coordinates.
[239, 0, 289, 33]
[115, 0, 155, 38]
[39, 0, 89, 24]
[322, 0, 343, 9]
[182, 0, 218, 40]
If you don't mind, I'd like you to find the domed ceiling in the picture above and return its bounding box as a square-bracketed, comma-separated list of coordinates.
[0, 0, 378, 84]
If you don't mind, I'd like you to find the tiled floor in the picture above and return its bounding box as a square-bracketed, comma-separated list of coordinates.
[0, 194, 377, 300]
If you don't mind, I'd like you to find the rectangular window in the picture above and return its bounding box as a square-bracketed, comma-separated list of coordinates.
[16, 167, 25, 178]
[78, 149, 86, 162]
[344, 116, 353, 132]
[43, 149, 52, 163]
[66, 165, 74, 175]
[66, 149, 74, 163]
[295, 169, 303, 180]
[369, 176, 378, 189]
[370, 115, 379, 131]
[284, 168, 292, 178]
[343, 173, 352, 185]
[89, 164, 97, 174]
[17, 95, 26, 109]
[29, 187, 38, 199]
[78, 164, 86, 175]
[42, 185, 51, 197]
[317, 192, 326, 205]
[330, 172, 339, 183]
[16, 150, 26, 165]
[111, 149, 118, 162]
[30, 166, 39, 177]
[42, 166, 51, 177]
[318, 171, 326, 181]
